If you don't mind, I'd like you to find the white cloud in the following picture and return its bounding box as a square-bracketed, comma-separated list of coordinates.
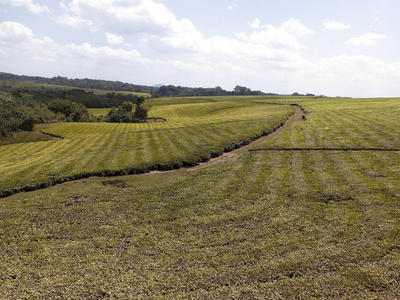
[249, 18, 313, 37]
[346, 32, 387, 47]
[282, 18, 314, 37]
[105, 32, 124, 45]
[228, 2, 238, 11]
[56, 0, 198, 36]
[53, 0, 311, 71]
[0, 0, 49, 13]
[64, 43, 143, 63]
[0, 21, 145, 70]
[54, 14, 96, 31]
[250, 18, 260, 29]
[0, 21, 34, 42]
[237, 19, 313, 50]
[323, 21, 351, 31]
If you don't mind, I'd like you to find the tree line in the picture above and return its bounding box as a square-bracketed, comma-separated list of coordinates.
[0, 72, 280, 97]
[8, 88, 139, 108]
[0, 72, 158, 94]
[153, 85, 272, 97]
[0, 72, 319, 98]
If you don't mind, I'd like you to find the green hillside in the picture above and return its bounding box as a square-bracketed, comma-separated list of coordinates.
[1, 96, 400, 298]
[0, 98, 294, 197]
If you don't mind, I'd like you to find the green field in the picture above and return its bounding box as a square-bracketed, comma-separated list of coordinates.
[0, 99, 294, 197]
[1, 96, 400, 298]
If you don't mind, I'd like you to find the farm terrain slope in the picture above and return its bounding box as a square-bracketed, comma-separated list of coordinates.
[1, 96, 400, 298]
[0, 99, 294, 196]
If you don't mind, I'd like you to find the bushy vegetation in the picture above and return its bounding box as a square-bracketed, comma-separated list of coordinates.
[104, 97, 149, 123]
[0, 92, 65, 138]
[47, 99, 92, 122]
[0, 93, 33, 137]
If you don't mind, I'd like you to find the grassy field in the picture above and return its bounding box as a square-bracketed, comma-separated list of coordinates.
[0, 99, 294, 197]
[1, 96, 400, 298]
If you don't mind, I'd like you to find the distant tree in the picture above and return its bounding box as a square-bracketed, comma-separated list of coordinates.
[291, 92, 303, 96]
[234, 85, 255, 95]
[120, 101, 133, 112]
[134, 96, 148, 121]
[47, 100, 91, 122]
[214, 86, 224, 96]
[105, 96, 149, 123]
[105, 107, 124, 123]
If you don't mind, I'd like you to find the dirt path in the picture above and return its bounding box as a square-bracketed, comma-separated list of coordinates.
[149, 105, 305, 174]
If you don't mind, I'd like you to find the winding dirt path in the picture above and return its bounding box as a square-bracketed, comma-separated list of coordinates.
[149, 105, 305, 174]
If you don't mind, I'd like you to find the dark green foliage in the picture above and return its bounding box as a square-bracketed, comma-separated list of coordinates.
[47, 100, 91, 122]
[156, 84, 268, 97]
[104, 97, 149, 123]
[26, 105, 66, 124]
[0, 72, 158, 94]
[134, 96, 149, 121]
[9, 87, 139, 108]
[18, 114, 35, 131]
[0, 93, 35, 137]
[0, 92, 67, 139]
[120, 101, 133, 112]
[104, 107, 132, 123]
[134, 105, 148, 120]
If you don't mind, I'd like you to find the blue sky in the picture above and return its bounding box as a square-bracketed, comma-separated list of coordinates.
[1, 0, 400, 97]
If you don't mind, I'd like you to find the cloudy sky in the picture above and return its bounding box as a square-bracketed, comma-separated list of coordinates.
[1, 0, 400, 97]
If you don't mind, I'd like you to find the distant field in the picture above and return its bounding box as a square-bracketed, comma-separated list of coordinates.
[0, 80, 151, 97]
[89, 97, 218, 116]
[0, 99, 294, 197]
[2, 95, 400, 298]
[88, 108, 111, 117]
